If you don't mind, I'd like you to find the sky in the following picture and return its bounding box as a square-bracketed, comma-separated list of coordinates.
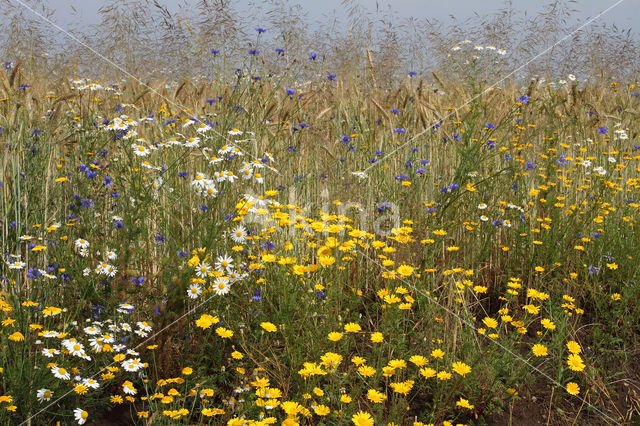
[27, 0, 640, 34]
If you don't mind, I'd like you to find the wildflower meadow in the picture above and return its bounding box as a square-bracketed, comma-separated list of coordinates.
[1, 0, 640, 424]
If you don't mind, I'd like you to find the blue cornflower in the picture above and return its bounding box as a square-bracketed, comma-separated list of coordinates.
[597, 126, 608, 134]
[557, 154, 568, 165]
[131, 276, 145, 285]
[394, 174, 408, 181]
[326, 73, 336, 80]
[103, 176, 113, 187]
[275, 48, 285, 54]
[81, 199, 94, 208]
[390, 108, 400, 114]
[178, 172, 188, 178]
[393, 128, 406, 134]
[252, 289, 262, 302]
[286, 88, 295, 96]
[155, 233, 166, 244]
[27, 268, 42, 279]
[248, 49, 260, 55]
[525, 161, 536, 170]
[255, 27, 266, 33]
[308, 52, 318, 60]
[177, 250, 188, 257]
[211, 49, 220, 55]
[340, 135, 351, 143]
[517, 94, 529, 104]
[206, 98, 216, 104]
[17, 84, 30, 90]
[408, 71, 417, 76]
[416, 167, 426, 175]
[485, 123, 496, 130]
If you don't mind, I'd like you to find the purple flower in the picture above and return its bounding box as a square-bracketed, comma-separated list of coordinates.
[326, 73, 336, 80]
[408, 71, 417, 76]
[517, 94, 529, 104]
[255, 27, 266, 33]
[286, 88, 295, 96]
[393, 128, 406, 134]
[394, 174, 408, 181]
[597, 126, 608, 134]
[308, 52, 318, 60]
[275, 48, 285, 54]
[485, 123, 496, 130]
[390, 108, 400, 114]
[211, 49, 220, 55]
[248, 49, 260, 55]
[252, 288, 262, 301]
[525, 161, 536, 170]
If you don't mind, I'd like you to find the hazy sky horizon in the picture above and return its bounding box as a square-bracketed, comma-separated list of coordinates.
[28, 0, 640, 35]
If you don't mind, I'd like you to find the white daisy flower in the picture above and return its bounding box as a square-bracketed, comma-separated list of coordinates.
[51, 366, 71, 380]
[74, 408, 89, 425]
[187, 283, 202, 299]
[37, 388, 53, 402]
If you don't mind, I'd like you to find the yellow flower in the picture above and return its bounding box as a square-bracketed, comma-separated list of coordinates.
[456, 397, 475, 409]
[532, 344, 548, 357]
[231, 351, 243, 360]
[436, 371, 452, 380]
[344, 322, 361, 333]
[370, 332, 383, 343]
[328, 332, 343, 341]
[358, 365, 376, 377]
[420, 367, 436, 379]
[431, 348, 445, 359]
[390, 380, 414, 395]
[567, 354, 585, 371]
[482, 317, 498, 328]
[351, 410, 374, 426]
[314, 404, 330, 416]
[366, 388, 386, 403]
[606, 263, 618, 270]
[195, 314, 218, 329]
[340, 394, 352, 403]
[396, 265, 414, 277]
[8, 332, 24, 342]
[215, 327, 233, 338]
[452, 362, 472, 377]
[181, 367, 193, 375]
[409, 355, 428, 366]
[260, 322, 277, 333]
[566, 382, 580, 395]
[566, 341, 581, 354]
